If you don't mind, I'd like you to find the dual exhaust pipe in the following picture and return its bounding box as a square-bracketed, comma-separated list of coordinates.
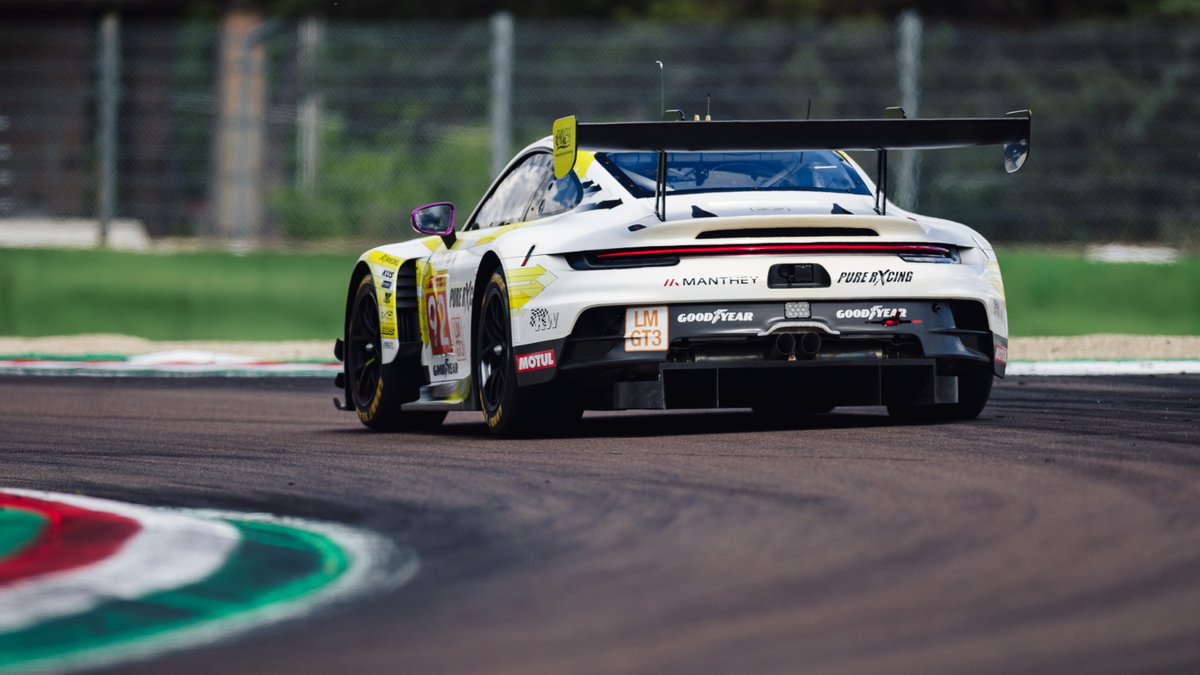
[766, 331, 821, 361]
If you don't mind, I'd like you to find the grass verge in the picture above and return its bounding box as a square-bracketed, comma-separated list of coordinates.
[0, 247, 1196, 340]
[1000, 249, 1199, 336]
[0, 248, 349, 341]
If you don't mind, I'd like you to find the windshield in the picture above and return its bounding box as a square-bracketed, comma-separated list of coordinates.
[598, 150, 870, 198]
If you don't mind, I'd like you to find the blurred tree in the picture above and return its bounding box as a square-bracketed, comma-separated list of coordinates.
[0, 0, 1191, 21]
[259, 0, 1196, 21]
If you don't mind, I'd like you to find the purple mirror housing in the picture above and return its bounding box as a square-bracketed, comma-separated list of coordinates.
[411, 202, 456, 237]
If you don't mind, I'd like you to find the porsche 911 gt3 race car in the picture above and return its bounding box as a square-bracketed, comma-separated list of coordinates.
[333, 111, 1031, 436]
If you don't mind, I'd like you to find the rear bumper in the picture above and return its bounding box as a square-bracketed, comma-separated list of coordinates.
[510, 298, 1005, 409]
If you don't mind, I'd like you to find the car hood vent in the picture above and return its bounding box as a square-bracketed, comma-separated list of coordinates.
[697, 227, 878, 239]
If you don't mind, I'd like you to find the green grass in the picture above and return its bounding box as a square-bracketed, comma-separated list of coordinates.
[0, 248, 352, 341]
[999, 249, 1200, 336]
[0, 247, 1196, 340]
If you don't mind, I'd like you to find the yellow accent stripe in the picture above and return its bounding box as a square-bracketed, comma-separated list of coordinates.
[507, 265, 557, 310]
[463, 221, 532, 249]
[574, 150, 596, 179]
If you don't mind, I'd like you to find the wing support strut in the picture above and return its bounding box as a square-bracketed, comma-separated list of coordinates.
[874, 149, 888, 216]
[654, 150, 668, 221]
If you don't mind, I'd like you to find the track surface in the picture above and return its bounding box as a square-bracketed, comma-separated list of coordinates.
[2, 374, 1199, 674]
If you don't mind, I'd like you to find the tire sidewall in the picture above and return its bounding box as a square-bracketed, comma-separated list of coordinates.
[477, 271, 518, 433]
[475, 269, 581, 437]
[348, 275, 386, 425]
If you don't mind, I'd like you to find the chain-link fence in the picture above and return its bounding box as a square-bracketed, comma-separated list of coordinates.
[1, 14, 1197, 247]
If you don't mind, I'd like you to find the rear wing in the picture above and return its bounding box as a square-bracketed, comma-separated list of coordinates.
[552, 111, 1031, 219]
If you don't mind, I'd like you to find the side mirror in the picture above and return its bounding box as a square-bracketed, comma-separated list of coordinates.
[411, 202, 456, 245]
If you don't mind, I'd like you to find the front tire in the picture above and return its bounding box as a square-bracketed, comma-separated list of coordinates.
[346, 274, 445, 431]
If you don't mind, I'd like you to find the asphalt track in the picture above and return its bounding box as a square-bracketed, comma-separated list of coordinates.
[2, 374, 1199, 674]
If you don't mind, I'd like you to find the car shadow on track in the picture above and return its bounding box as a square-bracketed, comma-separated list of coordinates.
[433, 409, 901, 439]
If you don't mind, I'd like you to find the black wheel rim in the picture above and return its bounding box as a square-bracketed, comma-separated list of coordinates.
[348, 288, 381, 406]
[478, 287, 508, 412]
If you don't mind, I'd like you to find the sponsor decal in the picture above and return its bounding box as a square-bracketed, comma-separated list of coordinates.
[994, 344, 1009, 366]
[835, 306, 909, 320]
[663, 275, 758, 287]
[451, 317, 466, 356]
[370, 259, 400, 344]
[624, 306, 668, 352]
[836, 269, 913, 286]
[423, 271, 452, 355]
[448, 282, 474, 309]
[552, 115, 577, 179]
[368, 251, 402, 268]
[675, 309, 754, 324]
[432, 358, 459, 377]
[528, 307, 560, 332]
[516, 349, 557, 373]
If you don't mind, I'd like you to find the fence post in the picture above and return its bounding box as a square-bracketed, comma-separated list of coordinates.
[490, 12, 514, 177]
[297, 18, 323, 190]
[97, 12, 120, 248]
[215, 8, 274, 245]
[896, 10, 922, 210]
[0, 114, 9, 218]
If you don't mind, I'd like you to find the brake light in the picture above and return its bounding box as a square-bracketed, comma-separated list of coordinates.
[594, 243, 952, 260]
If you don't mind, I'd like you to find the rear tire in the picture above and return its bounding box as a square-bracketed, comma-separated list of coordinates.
[346, 274, 446, 432]
[475, 270, 581, 437]
[886, 364, 993, 423]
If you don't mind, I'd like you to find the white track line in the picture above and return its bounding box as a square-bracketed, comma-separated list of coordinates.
[1006, 360, 1200, 376]
[0, 359, 338, 377]
[3, 358, 1198, 378]
[0, 489, 240, 633]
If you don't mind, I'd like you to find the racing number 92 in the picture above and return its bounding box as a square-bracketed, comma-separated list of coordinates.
[624, 306, 668, 352]
[425, 272, 452, 355]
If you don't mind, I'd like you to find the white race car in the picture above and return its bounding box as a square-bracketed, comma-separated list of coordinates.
[334, 112, 1031, 435]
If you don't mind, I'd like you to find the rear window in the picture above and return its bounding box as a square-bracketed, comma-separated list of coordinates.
[598, 150, 870, 198]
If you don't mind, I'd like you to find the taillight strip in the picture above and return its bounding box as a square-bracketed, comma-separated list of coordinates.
[594, 243, 951, 260]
